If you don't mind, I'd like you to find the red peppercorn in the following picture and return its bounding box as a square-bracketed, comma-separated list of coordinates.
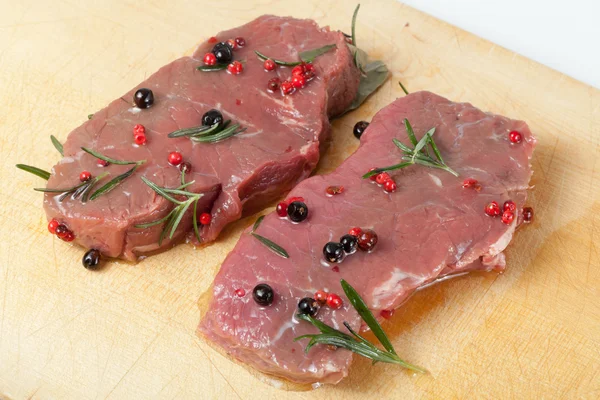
[62, 231, 75, 242]
[199, 213, 211, 225]
[208, 36, 218, 43]
[331, 266, 340, 273]
[227, 61, 243, 75]
[280, 80, 294, 95]
[168, 151, 183, 166]
[226, 39, 237, 50]
[291, 64, 305, 76]
[55, 224, 69, 239]
[134, 134, 146, 145]
[79, 171, 91, 182]
[315, 290, 328, 304]
[380, 309, 394, 319]
[509, 130, 522, 144]
[263, 59, 276, 71]
[267, 77, 281, 92]
[97, 159, 109, 167]
[235, 288, 246, 297]
[276, 202, 288, 217]
[368, 168, 379, 182]
[326, 293, 343, 309]
[485, 201, 501, 217]
[292, 74, 306, 89]
[501, 211, 515, 225]
[236, 99, 242, 105]
[178, 161, 192, 173]
[522, 207, 534, 223]
[357, 229, 378, 252]
[384, 179, 397, 193]
[349, 227, 362, 237]
[325, 186, 344, 196]
[303, 70, 316, 81]
[234, 37, 246, 47]
[48, 219, 59, 234]
[304, 63, 314, 73]
[503, 200, 516, 213]
[133, 124, 145, 135]
[203, 52, 217, 66]
[375, 172, 391, 185]
[462, 178, 478, 188]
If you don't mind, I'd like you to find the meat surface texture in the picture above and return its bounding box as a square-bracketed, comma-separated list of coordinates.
[43, 16, 360, 260]
[199, 91, 536, 384]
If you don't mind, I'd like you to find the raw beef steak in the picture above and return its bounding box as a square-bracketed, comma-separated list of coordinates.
[199, 91, 536, 384]
[43, 16, 361, 260]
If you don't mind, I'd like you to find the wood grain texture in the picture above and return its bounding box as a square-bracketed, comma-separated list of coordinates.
[0, 0, 598, 398]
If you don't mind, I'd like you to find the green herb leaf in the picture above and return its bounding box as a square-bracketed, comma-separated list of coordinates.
[190, 124, 245, 143]
[403, 119, 418, 147]
[341, 61, 389, 116]
[89, 166, 137, 200]
[169, 198, 193, 239]
[399, 81, 409, 95]
[81, 147, 145, 166]
[168, 122, 220, 138]
[254, 50, 300, 67]
[141, 176, 184, 205]
[352, 47, 369, 74]
[34, 182, 86, 194]
[251, 232, 289, 258]
[255, 44, 336, 67]
[16, 164, 51, 180]
[197, 64, 228, 72]
[341, 279, 396, 355]
[351, 4, 360, 46]
[252, 215, 265, 232]
[192, 198, 201, 242]
[135, 211, 174, 229]
[88, 114, 94, 120]
[50, 135, 64, 156]
[299, 44, 336, 63]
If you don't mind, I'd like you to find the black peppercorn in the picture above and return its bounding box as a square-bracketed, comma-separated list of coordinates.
[133, 88, 154, 109]
[287, 201, 309, 223]
[323, 242, 345, 263]
[298, 297, 319, 316]
[353, 121, 369, 139]
[82, 249, 101, 270]
[253, 283, 274, 306]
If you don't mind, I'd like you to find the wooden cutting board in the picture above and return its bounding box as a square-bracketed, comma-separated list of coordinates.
[1, 0, 598, 398]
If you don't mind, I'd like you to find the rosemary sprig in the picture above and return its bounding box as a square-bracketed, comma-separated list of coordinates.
[35, 172, 109, 203]
[399, 81, 409, 95]
[168, 120, 245, 143]
[16, 164, 51, 180]
[81, 147, 146, 166]
[197, 64, 228, 72]
[137, 175, 203, 245]
[254, 44, 336, 67]
[249, 214, 289, 258]
[362, 119, 458, 179]
[295, 279, 426, 373]
[50, 135, 64, 156]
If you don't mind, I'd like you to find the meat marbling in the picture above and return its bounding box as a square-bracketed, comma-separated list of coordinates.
[199, 91, 536, 384]
[44, 16, 361, 260]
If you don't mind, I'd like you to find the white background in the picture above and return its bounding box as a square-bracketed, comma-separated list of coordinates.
[400, 0, 599, 88]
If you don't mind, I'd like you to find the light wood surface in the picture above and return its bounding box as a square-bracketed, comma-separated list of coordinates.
[1, 0, 598, 398]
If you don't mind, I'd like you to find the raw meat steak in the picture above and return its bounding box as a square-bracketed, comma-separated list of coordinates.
[43, 16, 361, 260]
[199, 91, 536, 384]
